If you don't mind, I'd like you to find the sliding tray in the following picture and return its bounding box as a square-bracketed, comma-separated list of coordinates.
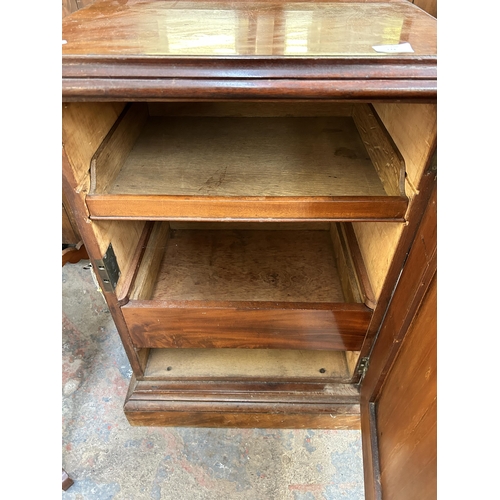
[120, 222, 375, 351]
[86, 103, 407, 221]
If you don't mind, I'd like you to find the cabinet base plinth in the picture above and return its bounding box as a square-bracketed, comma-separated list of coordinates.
[124, 377, 361, 429]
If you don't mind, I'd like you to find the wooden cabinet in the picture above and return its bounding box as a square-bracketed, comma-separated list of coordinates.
[62, 1, 437, 497]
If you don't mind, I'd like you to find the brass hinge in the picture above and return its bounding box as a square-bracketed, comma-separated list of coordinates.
[94, 243, 120, 292]
[358, 357, 370, 383]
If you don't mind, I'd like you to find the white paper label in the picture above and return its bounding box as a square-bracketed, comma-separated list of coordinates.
[372, 42, 414, 54]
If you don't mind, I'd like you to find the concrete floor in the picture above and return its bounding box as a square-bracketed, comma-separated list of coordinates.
[62, 260, 365, 499]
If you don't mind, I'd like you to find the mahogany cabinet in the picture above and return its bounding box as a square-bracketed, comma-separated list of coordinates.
[62, 1, 437, 497]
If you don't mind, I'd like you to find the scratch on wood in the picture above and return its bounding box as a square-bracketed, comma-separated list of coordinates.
[200, 167, 228, 192]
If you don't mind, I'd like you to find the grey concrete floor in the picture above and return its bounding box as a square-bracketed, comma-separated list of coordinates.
[62, 260, 365, 499]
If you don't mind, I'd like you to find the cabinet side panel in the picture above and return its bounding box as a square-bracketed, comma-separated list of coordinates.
[373, 103, 437, 198]
[352, 222, 403, 299]
[93, 220, 146, 296]
[353, 103, 436, 299]
[62, 102, 148, 375]
[62, 188, 80, 244]
[62, 102, 146, 294]
[62, 102, 125, 189]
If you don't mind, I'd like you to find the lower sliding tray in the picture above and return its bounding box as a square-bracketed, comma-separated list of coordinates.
[120, 222, 374, 351]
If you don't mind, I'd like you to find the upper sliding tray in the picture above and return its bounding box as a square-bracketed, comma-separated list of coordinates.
[62, 0, 437, 101]
[86, 102, 407, 221]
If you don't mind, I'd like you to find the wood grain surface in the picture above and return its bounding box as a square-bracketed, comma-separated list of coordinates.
[63, 147, 148, 376]
[62, 1, 436, 57]
[90, 103, 148, 194]
[106, 116, 383, 197]
[125, 411, 361, 429]
[123, 301, 370, 350]
[144, 348, 351, 381]
[372, 102, 437, 198]
[148, 102, 355, 118]
[62, 188, 80, 245]
[121, 227, 371, 350]
[125, 373, 361, 428]
[62, 1, 436, 99]
[360, 181, 436, 500]
[87, 195, 408, 221]
[351, 103, 436, 299]
[376, 277, 436, 499]
[128, 222, 170, 301]
[86, 104, 408, 220]
[413, 0, 436, 18]
[352, 104, 405, 197]
[62, 102, 125, 189]
[149, 229, 344, 302]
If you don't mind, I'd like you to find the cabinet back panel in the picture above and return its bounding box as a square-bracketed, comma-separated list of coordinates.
[148, 102, 354, 117]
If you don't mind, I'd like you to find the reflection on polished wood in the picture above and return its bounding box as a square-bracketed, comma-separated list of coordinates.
[62, 1, 437, 99]
[62, 0, 436, 57]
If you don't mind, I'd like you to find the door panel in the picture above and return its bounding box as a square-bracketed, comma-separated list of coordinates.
[360, 180, 436, 499]
[377, 277, 436, 499]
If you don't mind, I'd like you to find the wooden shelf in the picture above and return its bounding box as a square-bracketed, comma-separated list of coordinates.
[120, 222, 374, 351]
[144, 348, 352, 382]
[86, 103, 407, 221]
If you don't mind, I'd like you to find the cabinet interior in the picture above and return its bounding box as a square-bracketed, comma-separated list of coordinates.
[63, 100, 435, 383]
[129, 221, 373, 305]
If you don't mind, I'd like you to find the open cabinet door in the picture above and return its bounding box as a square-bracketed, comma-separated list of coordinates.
[360, 181, 437, 499]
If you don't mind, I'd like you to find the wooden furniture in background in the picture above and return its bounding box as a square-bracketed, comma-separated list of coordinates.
[62, 0, 95, 251]
[62, 468, 73, 491]
[63, 186, 88, 265]
[62, 0, 95, 18]
[62, 1, 437, 497]
[412, 0, 437, 18]
[62, 240, 89, 266]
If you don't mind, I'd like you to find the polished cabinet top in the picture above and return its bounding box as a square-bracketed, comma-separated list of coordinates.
[62, 0, 436, 57]
[62, 0, 437, 101]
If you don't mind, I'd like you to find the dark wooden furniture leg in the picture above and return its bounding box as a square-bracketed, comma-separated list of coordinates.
[62, 468, 74, 491]
[62, 240, 89, 267]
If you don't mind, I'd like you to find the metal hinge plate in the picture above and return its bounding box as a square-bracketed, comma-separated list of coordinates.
[358, 357, 370, 383]
[94, 243, 120, 292]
